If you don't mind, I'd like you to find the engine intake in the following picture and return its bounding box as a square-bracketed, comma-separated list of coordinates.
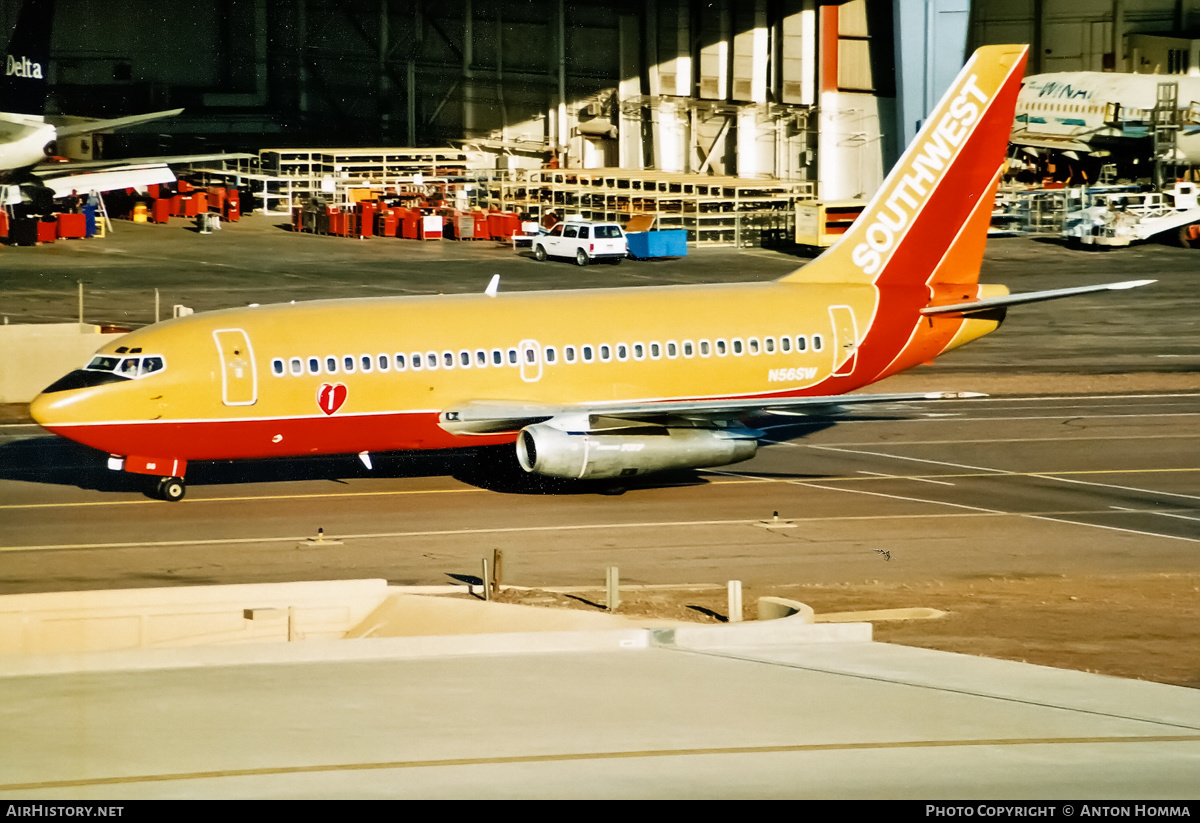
[515, 423, 758, 480]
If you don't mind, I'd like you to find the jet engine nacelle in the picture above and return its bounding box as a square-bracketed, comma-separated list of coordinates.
[515, 423, 758, 480]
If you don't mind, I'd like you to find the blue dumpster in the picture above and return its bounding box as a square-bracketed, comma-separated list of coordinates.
[626, 229, 687, 259]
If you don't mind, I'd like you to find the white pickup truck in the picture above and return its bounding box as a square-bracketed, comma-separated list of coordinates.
[533, 220, 627, 265]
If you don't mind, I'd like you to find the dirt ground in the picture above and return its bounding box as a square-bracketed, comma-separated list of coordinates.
[493, 573, 1200, 690]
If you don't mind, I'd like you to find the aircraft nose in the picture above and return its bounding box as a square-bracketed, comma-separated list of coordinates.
[29, 388, 81, 431]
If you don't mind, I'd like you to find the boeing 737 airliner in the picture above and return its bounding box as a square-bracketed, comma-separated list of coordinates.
[30, 45, 1152, 501]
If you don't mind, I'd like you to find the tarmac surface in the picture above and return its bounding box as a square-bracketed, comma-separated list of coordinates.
[0, 214, 1197, 798]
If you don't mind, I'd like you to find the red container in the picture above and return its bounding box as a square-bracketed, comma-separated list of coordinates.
[357, 202, 376, 238]
[193, 192, 208, 213]
[472, 211, 490, 239]
[376, 211, 398, 237]
[36, 220, 56, 243]
[177, 180, 193, 193]
[0, 210, 8, 239]
[328, 211, 345, 237]
[225, 190, 241, 222]
[209, 187, 225, 212]
[401, 213, 420, 239]
[56, 213, 86, 239]
[488, 212, 520, 240]
[152, 199, 172, 223]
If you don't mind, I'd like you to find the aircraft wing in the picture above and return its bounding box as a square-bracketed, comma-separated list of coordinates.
[51, 109, 184, 138]
[45, 152, 256, 172]
[921, 280, 1155, 316]
[31, 162, 175, 197]
[438, 391, 985, 435]
[28, 153, 255, 197]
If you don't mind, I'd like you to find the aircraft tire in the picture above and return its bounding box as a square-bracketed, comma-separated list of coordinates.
[156, 476, 186, 502]
[534, 245, 547, 261]
[575, 249, 589, 267]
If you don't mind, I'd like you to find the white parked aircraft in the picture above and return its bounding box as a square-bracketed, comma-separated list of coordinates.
[1012, 71, 1200, 166]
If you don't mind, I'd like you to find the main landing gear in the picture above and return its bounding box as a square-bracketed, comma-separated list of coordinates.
[153, 476, 186, 502]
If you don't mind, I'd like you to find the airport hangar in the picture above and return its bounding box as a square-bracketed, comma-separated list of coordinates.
[0, 0, 1198, 800]
[13, 0, 1200, 197]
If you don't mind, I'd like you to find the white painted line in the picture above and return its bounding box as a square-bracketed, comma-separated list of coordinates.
[809, 444, 1200, 503]
[858, 470, 955, 486]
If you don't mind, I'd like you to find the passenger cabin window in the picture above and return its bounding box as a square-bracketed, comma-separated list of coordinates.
[545, 347, 557, 364]
[272, 358, 284, 376]
[426, 352, 438, 370]
[599, 345, 612, 362]
[796, 336, 807, 352]
[732, 339, 743, 355]
[394, 353, 407, 371]
[780, 337, 791, 353]
[507, 348, 518, 366]
[565, 346, 577, 363]
[460, 350, 471, 368]
[290, 358, 303, 376]
[442, 351, 454, 369]
[666, 341, 677, 359]
[812, 334, 824, 352]
[410, 352, 423, 370]
[764, 337, 775, 353]
[307, 357, 320, 375]
[475, 349, 488, 367]
[492, 349, 503, 366]
[715, 339, 727, 356]
[342, 356, 355, 374]
[326, 356, 338, 374]
[582, 345, 595, 363]
[616, 344, 628, 361]
[649, 343, 660, 359]
[749, 338, 760, 355]
[360, 355, 372, 373]
[683, 340, 694, 357]
[378, 354, 390, 372]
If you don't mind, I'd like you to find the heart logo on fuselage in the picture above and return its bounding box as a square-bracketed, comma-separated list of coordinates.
[317, 383, 348, 415]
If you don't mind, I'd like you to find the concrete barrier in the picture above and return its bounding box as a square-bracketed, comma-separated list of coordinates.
[0, 323, 127, 402]
[0, 579, 392, 656]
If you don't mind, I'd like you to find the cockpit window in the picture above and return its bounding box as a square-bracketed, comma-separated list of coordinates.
[86, 355, 123, 372]
[83, 353, 167, 380]
[140, 356, 165, 376]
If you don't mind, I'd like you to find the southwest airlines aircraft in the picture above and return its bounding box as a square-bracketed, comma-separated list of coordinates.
[31, 45, 1152, 501]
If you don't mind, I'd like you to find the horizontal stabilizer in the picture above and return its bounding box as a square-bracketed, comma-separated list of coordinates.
[53, 109, 184, 138]
[920, 280, 1155, 316]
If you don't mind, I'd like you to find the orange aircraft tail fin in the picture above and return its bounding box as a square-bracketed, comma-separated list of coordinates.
[781, 45, 1028, 290]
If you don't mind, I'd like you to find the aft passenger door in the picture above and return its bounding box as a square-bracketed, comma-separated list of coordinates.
[213, 328, 257, 406]
[828, 306, 859, 377]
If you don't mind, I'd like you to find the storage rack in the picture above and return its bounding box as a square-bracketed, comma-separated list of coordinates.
[185, 150, 816, 247]
[184, 147, 471, 214]
[485, 168, 816, 247]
